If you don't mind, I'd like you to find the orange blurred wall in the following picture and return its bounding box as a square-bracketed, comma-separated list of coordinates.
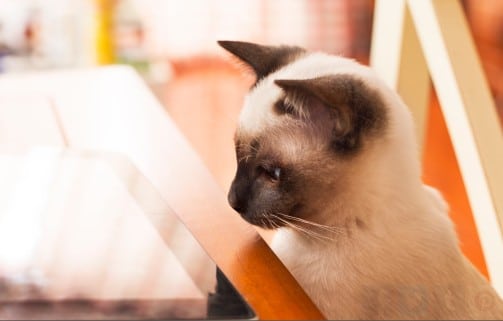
[422, 93, 489, 278]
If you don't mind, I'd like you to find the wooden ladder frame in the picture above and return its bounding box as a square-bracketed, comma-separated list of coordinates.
[371, 0, 503, 296]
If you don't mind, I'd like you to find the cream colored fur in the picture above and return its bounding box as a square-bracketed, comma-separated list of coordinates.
[238, 53, 503, 319]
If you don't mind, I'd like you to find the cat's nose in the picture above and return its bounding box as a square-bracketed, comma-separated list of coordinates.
[228, 189, 247, 213]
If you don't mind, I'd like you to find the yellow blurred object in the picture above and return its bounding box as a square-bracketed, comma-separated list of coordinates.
[94, 0, 116, 65]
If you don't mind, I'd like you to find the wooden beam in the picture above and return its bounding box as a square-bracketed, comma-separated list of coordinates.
[371, 0, 430, 155]
[408, 0, 503, 295]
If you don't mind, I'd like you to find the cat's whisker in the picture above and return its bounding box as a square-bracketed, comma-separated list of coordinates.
[249, 145, 259, 153]
[276, 218, 321, 240]
[259, 211, 279, 230]
[271, 214, 334, 243]
[236, 142, 259, 154]
[267, 216, 281, 230]
[284, 214, 343, 231]
[275, 212, 344, 235]
[237, 154, 252, 163]
[273, 215, 339, 243]
[263, 214, 277, 229]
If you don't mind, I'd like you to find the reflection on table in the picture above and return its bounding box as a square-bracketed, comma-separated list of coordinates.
[0, 148, 253, 319]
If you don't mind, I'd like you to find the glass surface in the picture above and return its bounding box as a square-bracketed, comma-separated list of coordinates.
[0, 147, 255, 320]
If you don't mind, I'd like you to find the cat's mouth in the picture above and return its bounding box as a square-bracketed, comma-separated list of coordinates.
[240, 204, 304, 230]
[240, 213, 286, 230]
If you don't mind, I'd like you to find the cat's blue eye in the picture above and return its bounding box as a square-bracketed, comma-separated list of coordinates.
[257, 165, 281, 181]
[272, 167, 281, 180]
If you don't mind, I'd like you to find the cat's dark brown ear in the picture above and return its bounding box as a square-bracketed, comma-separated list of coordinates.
[275, 75, 387, 153]
[218, 40, 305, 81]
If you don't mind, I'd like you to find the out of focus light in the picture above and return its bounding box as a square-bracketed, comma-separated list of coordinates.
[0, 150, 59, 271]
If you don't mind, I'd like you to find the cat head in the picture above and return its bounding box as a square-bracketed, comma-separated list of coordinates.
[219, 41, 419, 229]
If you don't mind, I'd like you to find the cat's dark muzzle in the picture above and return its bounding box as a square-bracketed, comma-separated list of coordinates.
[231, 202, 288, 231]
[228, 189, 281, 229]
[228, 164, 297, 230]
[227, 188, 246, 214]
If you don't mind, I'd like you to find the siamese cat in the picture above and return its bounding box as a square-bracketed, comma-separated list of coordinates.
[219, 40, 503, 320]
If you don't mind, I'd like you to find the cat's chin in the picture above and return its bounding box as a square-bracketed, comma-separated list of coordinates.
[241, 215, 285, 230]
[240, 204, 304, 230]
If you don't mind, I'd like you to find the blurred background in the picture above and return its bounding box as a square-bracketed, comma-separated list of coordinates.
[0, 0, 501, 186]
[0, 0, 377, 189]
[0, 0, 502, 277]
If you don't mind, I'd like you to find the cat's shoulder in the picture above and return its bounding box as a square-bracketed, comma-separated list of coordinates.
[423, 184, 449, 214]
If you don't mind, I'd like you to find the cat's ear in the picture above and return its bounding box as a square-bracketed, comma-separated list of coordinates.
[218, 40, 305, 81]
[275, 75, 386, 153]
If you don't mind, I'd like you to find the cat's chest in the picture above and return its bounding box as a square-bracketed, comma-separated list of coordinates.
[271, 231, 349, 289]
[271, 231, 372, 318]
